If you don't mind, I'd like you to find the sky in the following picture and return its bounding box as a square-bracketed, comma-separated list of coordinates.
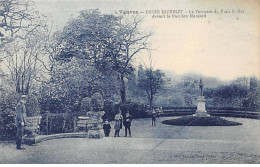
[33, 0, 260, 80]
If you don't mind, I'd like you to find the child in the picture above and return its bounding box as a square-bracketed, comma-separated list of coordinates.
[103, 119, 111, 137]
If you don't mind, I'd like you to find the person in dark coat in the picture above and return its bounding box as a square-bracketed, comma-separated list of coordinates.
[123, 112, 132, 137]
[15, 95, 27, 149]
[103, 119, 111, 137]
[152, 109, 157, 126]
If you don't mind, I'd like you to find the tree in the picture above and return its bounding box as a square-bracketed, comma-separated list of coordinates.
[0, 0, 48, 95]
[2, 25, 49, 95]
[243, 77, 260, 111]
[137, 54, 169, 109]
[53, 10, 152, 102]
[110, 16, 152, 102]
[0, 0, 44, 49]
[54, 10, 120, 68]
[41, 57, 120, 115]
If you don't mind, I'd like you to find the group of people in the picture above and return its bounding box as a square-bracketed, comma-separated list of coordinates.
[15, 94, 162, 149]
[103, 107, 163, 137]
[103, 110, 132, 137]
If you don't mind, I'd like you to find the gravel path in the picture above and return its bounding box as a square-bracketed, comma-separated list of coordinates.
[0, 117, 260, 164]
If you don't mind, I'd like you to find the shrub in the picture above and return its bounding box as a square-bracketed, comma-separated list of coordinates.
[103, 100, 117, 121]
[0, 92, 19, 140]
[91, 92, 104, 112]
[0, 108, 16, 140]
[40, 113, 75, 134]
[162, 115, 242, 126]
[116, 100, 146, 118]
[26, 94, 41, 117]
[1, 91, 20, 111]
[80, 97, 91, 115]
[49, 114, 65, 134]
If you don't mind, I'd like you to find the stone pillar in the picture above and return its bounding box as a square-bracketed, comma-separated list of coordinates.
[86, 111, 105, 138]
[193, 96, 210, 117]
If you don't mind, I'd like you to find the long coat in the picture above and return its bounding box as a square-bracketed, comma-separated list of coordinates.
[114, 114, 123, 130]
[15, 102, 27, 127]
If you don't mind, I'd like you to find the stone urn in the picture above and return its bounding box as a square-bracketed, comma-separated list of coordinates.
[24, 115, 42, 144]
[86, 111, 105, 138]
[77, 97, 91, 131]
[77, 92, 105, 138]
[77, 116, 90, 131]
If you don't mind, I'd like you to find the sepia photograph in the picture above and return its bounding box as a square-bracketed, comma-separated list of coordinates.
[0, 0, 259, 164]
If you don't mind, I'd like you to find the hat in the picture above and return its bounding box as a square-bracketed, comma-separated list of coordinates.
[21, 95, 27, 99]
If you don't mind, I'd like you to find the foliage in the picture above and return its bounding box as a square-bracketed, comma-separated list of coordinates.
[0, 91, 20, 111]
[80, 97, 91, 115]
[203, 84, 248, 108]
[0, 108, 16, 140]
[102, 100, 146, 120]
[39, 113, 75, 134]
[0, 91, 19, 140]
[25, 94, 41, 117]
[137, 64, 170, 109]
[45, 57, 120, 116]
[1, 0, 49, 95]
[38, 89, 65, 114]
[0, 0, 45, 48]
[243, 88, 260, 111]
[117, 100, 146, 118]
[54, 9, 151, 102]
[152, 76, 259, 109]
[154, 92, 186, 107]
[0, 92, 41, 140]
[91, 92, 104, 112]
[162, 116, 242, 126]
[103, 100, 117, 121]
[242, 78, 260, 111]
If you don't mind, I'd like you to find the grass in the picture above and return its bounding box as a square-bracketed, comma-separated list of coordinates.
[162, 115, 242, 126]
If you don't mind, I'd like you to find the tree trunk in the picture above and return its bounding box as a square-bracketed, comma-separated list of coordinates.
[149, 94, 153, 109]
[120, 74, 126, 103]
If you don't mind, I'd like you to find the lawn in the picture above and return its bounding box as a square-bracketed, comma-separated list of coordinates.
[161, 115, 242, 126]
[0, 116, 260, 163]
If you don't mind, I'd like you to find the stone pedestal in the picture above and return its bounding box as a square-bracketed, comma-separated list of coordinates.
[77, 111, 105, 138]
[193, 96, 210, 117]
[83, 111, 105, 138]
[24, 116, 42, 145]
[88, 129, 104, 139]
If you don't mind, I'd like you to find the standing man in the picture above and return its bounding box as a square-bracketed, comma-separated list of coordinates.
[15, 95, 27, 150]
[152, 109, 157, 126]
[123, 111, 132, 137]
